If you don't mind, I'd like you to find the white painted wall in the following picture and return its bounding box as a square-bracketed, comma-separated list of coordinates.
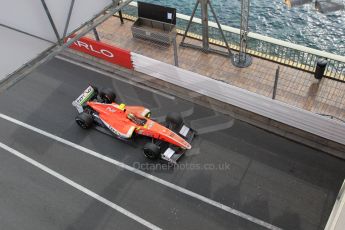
[67, 0, 113, 35]
[0, 0, 59, 42]
[0, 26, 52, 81]
[0, 0, 113, 79]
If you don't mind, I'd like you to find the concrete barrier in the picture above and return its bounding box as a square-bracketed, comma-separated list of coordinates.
[131, 52, 345, 146]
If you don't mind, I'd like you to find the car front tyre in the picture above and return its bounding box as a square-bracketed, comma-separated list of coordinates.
[143, 143, 161, 160]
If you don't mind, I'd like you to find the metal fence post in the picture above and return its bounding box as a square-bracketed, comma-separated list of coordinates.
[272, 66, 280, 99]
[117, 1, 124, 24]
[173, 38, 179, 67]
[93, 28, 100, 41]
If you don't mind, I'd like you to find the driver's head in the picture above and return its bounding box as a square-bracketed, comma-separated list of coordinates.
[119, 103, 126, 111]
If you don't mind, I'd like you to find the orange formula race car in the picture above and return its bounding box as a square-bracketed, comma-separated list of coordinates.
[72, 85, 195, 164]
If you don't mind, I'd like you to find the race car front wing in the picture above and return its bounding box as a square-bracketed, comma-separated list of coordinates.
[160, 124, 196, 164]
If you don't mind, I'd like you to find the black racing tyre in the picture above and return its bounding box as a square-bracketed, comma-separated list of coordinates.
[143, 143, 161, 160]
[100, 88, 116, 103]
[91, 85, 99, 96]
[75, 112, 93, 129]
[166, 112, 183, 127]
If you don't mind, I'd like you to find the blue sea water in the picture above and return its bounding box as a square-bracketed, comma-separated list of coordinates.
[139, 0, 345, 56]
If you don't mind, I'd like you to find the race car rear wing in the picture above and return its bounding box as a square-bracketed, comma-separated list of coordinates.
[72, 86, 96, 113]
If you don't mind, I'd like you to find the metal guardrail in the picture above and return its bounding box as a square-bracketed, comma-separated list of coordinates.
[121, 1, 345, 82]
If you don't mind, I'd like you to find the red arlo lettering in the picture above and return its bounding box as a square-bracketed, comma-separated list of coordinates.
[66, 36, 133, 69]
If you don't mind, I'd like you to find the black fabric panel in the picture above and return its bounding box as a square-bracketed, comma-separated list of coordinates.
[138, 1, 176, 24]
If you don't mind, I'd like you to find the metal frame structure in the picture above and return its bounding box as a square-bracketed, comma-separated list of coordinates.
[0, 0, 133, 84]
[285, 0, 345, 13]
[180, 0, 232, 57]
[40, 0, 62, 44]
[232, 0, 252, 68]
[63, 0, 76, 39]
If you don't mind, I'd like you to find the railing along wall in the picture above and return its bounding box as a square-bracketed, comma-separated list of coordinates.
[120, 1, 345, 82]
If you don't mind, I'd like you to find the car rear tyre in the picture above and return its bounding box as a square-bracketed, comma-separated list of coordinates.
[143, 143, 160, 160]
[75, 113, 93, 129]
[100, 88, 116, 103]
[91, 85, 99, 96]
[166, 112, 183, 127]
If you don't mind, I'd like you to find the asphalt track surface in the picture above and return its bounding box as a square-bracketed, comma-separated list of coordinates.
[0, 58, 345, 230]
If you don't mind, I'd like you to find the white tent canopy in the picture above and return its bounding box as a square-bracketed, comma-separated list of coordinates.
[0, 0, 121, 81]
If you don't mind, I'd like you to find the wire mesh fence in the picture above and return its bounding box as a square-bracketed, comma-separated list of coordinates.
[120, 1, 345, 82]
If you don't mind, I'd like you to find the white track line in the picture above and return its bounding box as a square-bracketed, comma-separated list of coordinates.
[0, 113, 282, 230]
[0, 142, 161, 230]
[55, 55, 175, 100]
